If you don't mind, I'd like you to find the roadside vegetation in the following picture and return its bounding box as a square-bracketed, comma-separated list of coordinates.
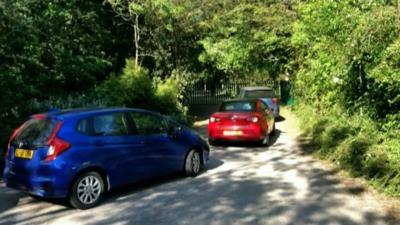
[292, 1, 400, 196]
[1, 0, 400, 196]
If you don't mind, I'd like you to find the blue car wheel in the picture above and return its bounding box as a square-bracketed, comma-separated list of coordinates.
[185, 149, 201, 177]
[70, 171, 105, 209]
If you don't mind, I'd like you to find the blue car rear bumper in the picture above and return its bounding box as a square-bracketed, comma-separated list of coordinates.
[3, 160, 70, 198]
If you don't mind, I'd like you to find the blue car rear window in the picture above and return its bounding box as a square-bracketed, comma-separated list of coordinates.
[13, 119, 57, 147]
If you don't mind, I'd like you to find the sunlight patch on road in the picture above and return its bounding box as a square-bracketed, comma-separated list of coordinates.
[193, 119, 209, 127]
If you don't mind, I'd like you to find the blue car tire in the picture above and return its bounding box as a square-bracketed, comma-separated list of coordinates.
[185, 149, 201, 177]
[70, 171, 105, 209]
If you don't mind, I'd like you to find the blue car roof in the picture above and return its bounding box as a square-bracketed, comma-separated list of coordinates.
[34, 107, 158, 120]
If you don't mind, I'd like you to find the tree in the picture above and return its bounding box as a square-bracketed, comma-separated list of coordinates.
[106, 0, 145, 66]
[0, 0, 131, 153]
[198, 2, 296, 80]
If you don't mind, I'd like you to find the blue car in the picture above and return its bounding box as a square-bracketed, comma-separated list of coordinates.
[3, 107, 210, 209]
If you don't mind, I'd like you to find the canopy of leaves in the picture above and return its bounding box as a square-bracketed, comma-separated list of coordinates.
[0, 0, 132, 153]
[199, 2, 296, 79]
[292, 0, 400, 119]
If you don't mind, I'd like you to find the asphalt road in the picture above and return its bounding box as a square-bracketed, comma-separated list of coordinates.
[0, 110, 397, 225]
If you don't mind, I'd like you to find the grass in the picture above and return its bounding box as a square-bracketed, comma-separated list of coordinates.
[293, 104, 400, 196]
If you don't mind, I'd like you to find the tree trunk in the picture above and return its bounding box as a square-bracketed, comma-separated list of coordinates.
[133, 15, 140, 66]
[398, 0, 400, 17]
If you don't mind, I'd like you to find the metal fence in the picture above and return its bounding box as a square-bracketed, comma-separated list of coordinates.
[185, 80, 279, 106]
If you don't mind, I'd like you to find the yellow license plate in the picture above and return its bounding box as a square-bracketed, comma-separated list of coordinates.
[14, 148, 34, 159]
[223, 130, 242, 136]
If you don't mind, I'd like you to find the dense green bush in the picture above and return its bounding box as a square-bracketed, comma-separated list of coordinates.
[98, 59, 155, 109]
[334, 135, 372, 175]
[0, 0, 132, 171]
[97, 58, 188, 119]
[292, 0, 400, 195]
[155, 76, 186, 114]
[318, 124, 353, 155]
[295, 105, 400, 195]
[292, 1, 400, 120]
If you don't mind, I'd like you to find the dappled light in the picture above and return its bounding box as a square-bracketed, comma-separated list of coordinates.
[1, 0, 400, 224]
[1, 111, 397, 225]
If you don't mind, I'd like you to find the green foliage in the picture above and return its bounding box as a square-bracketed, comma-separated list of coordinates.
[0, 0, 131, 157]
[199, 2, 296, 78]
[293, 1, 400, 195]
[334, 136, 372, 175]
[99, 59, 155, 108]
[293, 1, 400, 119]
[295, 104, 400, 196]
[1, 0, 399, 197]
[29, 91, 109, 111]
[342, 7, 400, 117]
[98, 59, 187, 118]
[318, 124, 352, 154]
[155, 76, 186, 115]
[368, 39, 400, 117]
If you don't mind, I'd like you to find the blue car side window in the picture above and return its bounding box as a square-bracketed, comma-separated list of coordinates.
[77, 113, 129, 136]
[129, 112, 168, 135]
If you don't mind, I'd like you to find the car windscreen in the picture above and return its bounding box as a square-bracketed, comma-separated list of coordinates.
[12, 119, 57, 147]
[243, 90, 274, 98]
[219, 101, 257, 112]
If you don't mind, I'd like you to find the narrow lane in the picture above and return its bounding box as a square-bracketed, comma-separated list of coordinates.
[0, 110, 397, 225]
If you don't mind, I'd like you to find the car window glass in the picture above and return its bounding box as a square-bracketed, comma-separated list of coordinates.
[13, 119, 57, 147]
[244, 90, 274, 98]
[77, 119, 90, 134]
[220, 101, 256, 112]
[93, 114, 128, 136]
[238, 90, 245, 98]
[129, 112, 167, 135]
[78, 113, 128, 136]
[260, 101, 269, 112]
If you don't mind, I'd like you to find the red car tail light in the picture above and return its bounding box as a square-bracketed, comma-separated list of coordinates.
[45, 122, 70, 161]
[209, 116, 221, 123]
[246, 116, 259, 123]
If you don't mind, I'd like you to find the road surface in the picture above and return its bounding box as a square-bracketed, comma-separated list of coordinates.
[0, 109, 397, 225]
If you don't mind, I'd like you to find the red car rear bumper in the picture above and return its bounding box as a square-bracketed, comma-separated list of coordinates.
[208, 124, 264, 142]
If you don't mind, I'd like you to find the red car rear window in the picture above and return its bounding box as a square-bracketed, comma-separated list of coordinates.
[219, 101, 257, 112]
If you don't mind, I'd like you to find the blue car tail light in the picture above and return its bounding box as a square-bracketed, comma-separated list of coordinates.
[44, 121, 70, 161]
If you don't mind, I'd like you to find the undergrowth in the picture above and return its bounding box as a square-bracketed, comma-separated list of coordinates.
[294, 104, 400, 196]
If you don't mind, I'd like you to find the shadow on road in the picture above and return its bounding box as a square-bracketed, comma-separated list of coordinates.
[210, 129, 282, 148]
[275, 115, 286, 122]
[0, 158, 224, 224]
[1, 109, 398, 225]
[0, 182, 21, 213]
[104, 157, 224, 203]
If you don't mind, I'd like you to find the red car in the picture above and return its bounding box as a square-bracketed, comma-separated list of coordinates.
[208, 98, 275, 145]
